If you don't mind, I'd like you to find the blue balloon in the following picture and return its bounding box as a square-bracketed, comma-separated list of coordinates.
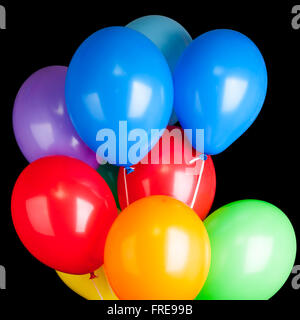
[127, 15, 192, 125]
[66, 26, 173, 167]
[174, 29, 268, 155]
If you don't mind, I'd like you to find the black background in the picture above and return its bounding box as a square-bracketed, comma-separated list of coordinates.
[0, 0, 299, 308]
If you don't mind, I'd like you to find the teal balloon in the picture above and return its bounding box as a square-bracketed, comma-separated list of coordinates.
[197, 200, 297, 300]
[127, 15, 192, 125]
[97, 163, 120, 210]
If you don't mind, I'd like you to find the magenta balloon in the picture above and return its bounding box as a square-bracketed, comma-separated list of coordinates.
[13, 66, 98, 168]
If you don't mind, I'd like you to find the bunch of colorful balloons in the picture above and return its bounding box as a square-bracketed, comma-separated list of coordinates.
[11, 15, 296, 300]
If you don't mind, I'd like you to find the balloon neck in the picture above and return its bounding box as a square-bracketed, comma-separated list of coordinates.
[125, 167, 135, 174]
[89, 272, 97, 280]
[199, 154, 208, 161]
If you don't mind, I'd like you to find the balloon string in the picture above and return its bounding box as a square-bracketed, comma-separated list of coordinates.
[123, 168, 130, 207]
[107, 279, 115, 296]
[190, 156, 206, 209]
[91, 278, 104, 300]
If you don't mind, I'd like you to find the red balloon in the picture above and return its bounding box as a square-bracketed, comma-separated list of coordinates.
[11, 156, 118, 274]
[118, 127, 216, 220]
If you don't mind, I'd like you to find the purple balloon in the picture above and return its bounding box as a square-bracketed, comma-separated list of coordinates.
[13, 66, 98, 168]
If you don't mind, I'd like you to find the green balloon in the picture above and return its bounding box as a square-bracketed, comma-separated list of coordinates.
[196, 200, 296, 300]
[97, 163, 120, 210]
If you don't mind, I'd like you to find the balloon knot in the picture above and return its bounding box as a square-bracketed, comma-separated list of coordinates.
[89, 272, 97, 280]
[125, 167, 135, 174]
[199, 154, 208, 161]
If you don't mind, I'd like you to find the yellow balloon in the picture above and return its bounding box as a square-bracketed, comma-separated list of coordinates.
[56, 266, 118, 300]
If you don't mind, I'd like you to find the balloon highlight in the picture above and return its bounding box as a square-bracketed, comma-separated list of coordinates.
[127, 15, 192, 125]
[104, 195, 211, 300]
[118, 126, 216, 220]
[196, 200, 297, 300]
[11, 156, 118, 274]
[13, 66, 98, 168]
[174, 29, 268, 155]
[66, 26, 173, 167]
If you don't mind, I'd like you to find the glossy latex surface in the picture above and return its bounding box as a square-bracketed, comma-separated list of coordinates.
[196, 200, 297, 300]
[127, 15, 192, 125]
[104, 195, 211, 300]
[174, 29, 268, 155]
[11, 156, 118, 274]
[118, 126, 216, 220]
[66, 27, 173, 166]
[57, 266, 118, 300]
[13, 66, 98, 168]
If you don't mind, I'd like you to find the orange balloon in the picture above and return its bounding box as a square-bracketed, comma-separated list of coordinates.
[104, 195, 211, 300]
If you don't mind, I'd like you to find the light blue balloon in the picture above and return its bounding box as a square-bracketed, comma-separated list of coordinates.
[66, 27, 173, 167]
[174, 29, 268, 155]
[127, 15, 192, 125]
